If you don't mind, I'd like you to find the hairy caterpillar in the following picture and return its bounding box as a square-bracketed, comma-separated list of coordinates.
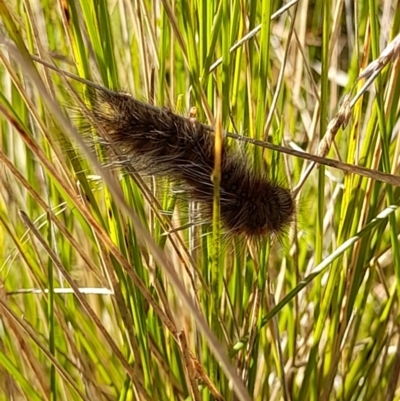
[84, 87, 295, 238]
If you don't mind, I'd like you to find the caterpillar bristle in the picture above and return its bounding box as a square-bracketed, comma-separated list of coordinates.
[84, 86, 295, 239]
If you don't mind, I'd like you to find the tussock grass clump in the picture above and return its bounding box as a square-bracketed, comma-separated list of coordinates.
[0, 1, 400, 400]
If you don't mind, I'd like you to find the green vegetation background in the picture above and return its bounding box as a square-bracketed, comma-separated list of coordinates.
[0, 0, 400, 400]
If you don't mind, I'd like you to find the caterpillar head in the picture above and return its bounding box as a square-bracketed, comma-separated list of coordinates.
[221, 179, 295, 238]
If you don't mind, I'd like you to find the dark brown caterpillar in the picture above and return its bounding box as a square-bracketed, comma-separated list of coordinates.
[87, 87, 295, 238]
